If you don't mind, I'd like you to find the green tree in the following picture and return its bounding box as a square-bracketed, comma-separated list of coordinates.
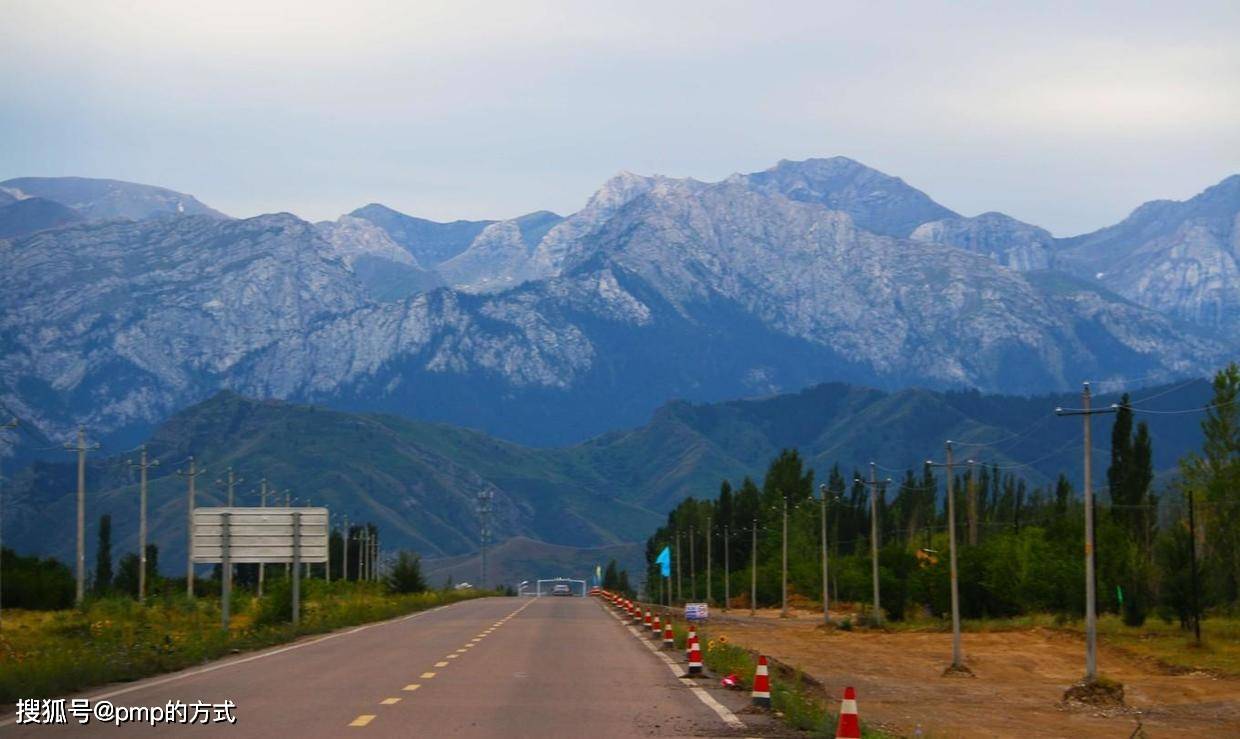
[603, 559, 620, 590]
[94, 514, 113, 595]
[385, 551, 427, 594]
[1180, 363, 1240, 605]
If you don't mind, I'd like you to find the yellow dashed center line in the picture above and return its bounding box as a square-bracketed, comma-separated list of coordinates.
[380, 698, 401, 705]
[403, 684, 421, 692]
[349, 715, 375, 727]
[447, 654, 458, 659]
[455, 648, 468, 653]
[420, 672, 436, 679]
[434, 661, 449, 667]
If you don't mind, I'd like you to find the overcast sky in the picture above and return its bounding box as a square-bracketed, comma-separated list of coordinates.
[3, 1, 1238, 235]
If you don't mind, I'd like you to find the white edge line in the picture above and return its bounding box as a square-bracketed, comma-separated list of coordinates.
[0, 599, 480, 727]
[600, 603, 745, 730]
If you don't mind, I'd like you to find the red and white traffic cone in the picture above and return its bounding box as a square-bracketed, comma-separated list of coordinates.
[644, 609, 652, 629]
[687, 638, 703, 676]
[633, 606, 643, 623]
[663, 622, 674, 649]
[685, 626, 697, 658]
[751, 655, 771, 708]
[651, 614, 661, 637]
[835, 686, 860, 739]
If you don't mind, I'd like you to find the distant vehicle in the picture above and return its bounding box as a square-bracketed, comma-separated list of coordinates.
[552, 583, 572, 596]
[454, 582, 473, 590]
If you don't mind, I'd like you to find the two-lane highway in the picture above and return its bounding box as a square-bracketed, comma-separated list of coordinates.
[5, 597, 759, 737]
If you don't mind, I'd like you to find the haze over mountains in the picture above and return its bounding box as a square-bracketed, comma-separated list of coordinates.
[1, 158, 1236, 451]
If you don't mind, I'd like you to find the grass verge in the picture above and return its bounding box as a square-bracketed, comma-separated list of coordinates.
[0, 582, 494, 704]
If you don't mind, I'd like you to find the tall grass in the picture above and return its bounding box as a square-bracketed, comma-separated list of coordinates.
[0, 584, 491, 703]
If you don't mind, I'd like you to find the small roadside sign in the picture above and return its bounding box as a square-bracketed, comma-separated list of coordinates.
[685, 602, 709, 621]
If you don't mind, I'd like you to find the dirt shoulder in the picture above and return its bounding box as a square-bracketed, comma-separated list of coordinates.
[699, 609, 1240, 738]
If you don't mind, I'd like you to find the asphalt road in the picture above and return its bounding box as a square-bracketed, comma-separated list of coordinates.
[4, 597, 767, 737]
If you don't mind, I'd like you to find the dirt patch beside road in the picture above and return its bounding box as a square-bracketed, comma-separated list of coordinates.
[702, 610, 1240, 738]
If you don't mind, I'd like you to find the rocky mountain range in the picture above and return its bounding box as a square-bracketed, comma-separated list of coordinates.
[1, 158, 1236, 449]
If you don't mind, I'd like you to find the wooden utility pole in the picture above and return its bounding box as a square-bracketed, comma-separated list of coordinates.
[65, 427, 99, 607]
[176, 457, 206, 599]
[1056, 382, 1115, 684]
[127, 446, 159, 600]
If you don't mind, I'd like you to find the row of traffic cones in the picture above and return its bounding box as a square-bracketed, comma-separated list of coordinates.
[594, 591, 863, 738]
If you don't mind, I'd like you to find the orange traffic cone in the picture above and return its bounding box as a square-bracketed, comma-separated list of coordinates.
[651, 614, 661, 637]
[835, 686, 860, 739]
[751, 655, 771, 708]
[687, 638, 703, 676]
[663, 622, 674, 649]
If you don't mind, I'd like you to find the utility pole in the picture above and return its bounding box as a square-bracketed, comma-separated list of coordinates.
[856, 463, 891, 625]
[257, 479, 268, 596]
[780, 493, 789, 618]
[360, 528, 369, 582]
[284, 491, 292, 577]
[341, 514, 349, 582]
[705, 515, 712, 606]
[927, 442, 966, 672]
[1187, 486, 1202, 644]
[1056, 381, 1116, 684]
[371, 530, 379, 581]
[723, 524, 730, 611]
[818, 483, 831, 625]
[750, 518, 757, 617]
[689, 524, 696, 600]
[967, 461, 978, 546]
[675, 531, 682, 603]
[217, 467, 242, 507]
[0, 418, 17, 629]
[477, 490, 493, 589]
[65, 427, 99, 607]
[175, 457, 206, 599]
[126, 446, 159, 600]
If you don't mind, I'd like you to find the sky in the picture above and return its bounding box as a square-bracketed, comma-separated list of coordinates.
[2, 0, 1238, 236]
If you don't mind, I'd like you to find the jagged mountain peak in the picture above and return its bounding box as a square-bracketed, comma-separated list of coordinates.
[730, 156, 958, 237]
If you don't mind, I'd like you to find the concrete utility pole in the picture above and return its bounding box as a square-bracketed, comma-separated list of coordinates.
[780, 493, 789, 618]
[689, 524, 696, 600]
[175, 457, 206, 599]
[966, 461, 979, 546]
[477, 490, 493, 589]
[0, 418, 18, 629]
[926, 442, 965, 671]
[360, 528, 369, 582]
[64, 426, 99, 607]
[675, 531, 682, 603]
[257, 479, 268, 596]
[723, 524, 730, 611]
[1056, 382, 1116, 684]
[818, 483, 831, 625]
[126, 446, 159, 600]
[341, 514, 349, 582]
[217, 467, 242, 507]
[856, 463, 891, 625]
[705, 515, 712, 606]
[750, 519, 757, 617]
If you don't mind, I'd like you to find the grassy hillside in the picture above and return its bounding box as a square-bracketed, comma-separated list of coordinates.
[5, 377, 1212, 581]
